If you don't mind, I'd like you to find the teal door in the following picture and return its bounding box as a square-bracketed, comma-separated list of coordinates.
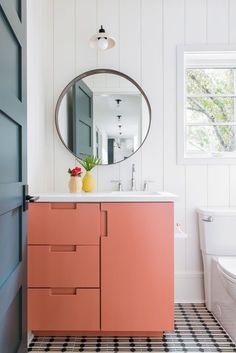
[73, 80, 93, 159]
[0, 1, 27, 352]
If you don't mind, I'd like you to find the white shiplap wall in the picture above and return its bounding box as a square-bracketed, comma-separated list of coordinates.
[27, 0, 236, 302]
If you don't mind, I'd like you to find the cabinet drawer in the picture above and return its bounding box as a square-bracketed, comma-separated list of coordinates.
[28, 288, 100, 331]
[28, 203, 100, 245]
[28, 245, 99, 288]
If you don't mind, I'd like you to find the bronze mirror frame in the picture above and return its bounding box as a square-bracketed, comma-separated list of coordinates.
[55, 68, 152, 165]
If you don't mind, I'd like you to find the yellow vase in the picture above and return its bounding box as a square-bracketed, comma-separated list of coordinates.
[82, 171, 95, 192]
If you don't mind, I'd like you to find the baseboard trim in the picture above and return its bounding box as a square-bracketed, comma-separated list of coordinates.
[175, 271, 205, 303]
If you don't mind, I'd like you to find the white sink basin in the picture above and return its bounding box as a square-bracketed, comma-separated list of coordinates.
[36, 191, 177, 202]
[111, 191, 161, 195]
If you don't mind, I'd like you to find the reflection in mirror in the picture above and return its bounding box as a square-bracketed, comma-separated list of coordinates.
[56, 71, 151, 165]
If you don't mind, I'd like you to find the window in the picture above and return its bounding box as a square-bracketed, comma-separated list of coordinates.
[177, 47, 236, 164]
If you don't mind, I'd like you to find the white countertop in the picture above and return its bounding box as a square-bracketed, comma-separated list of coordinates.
[35, 191, 177, 203]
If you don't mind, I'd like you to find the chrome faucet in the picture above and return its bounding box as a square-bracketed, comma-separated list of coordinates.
[131, 164, 136, 191]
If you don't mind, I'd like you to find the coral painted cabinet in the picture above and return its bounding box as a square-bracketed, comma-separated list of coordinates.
[28, 201, 174, 334]
[101, 202, 174, 332]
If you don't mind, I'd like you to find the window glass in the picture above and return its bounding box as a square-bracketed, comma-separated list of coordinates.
[185, 67, 236, 156]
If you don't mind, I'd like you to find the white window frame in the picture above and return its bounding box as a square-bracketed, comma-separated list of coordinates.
[177, 45, 236, 165]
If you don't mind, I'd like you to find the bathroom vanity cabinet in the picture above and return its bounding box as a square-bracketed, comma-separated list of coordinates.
[28, 200, 174, 335]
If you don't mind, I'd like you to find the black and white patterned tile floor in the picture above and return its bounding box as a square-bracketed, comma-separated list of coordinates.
[28, 303, 236, 352]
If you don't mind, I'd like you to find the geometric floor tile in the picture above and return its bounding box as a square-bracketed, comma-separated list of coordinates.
[28, 303, 236, 352]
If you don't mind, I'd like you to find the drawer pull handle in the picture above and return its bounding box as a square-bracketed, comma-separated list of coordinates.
[51, 288, 77, 295]
[50, 245, 77, 252]
[51, 203, 76, 210]
[101, 210, 108, 237]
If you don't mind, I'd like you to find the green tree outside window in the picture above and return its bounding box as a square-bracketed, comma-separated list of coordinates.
[186, 68, 236, 153]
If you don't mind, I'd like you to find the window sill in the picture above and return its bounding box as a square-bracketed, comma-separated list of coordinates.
[178, 155, 236, 165]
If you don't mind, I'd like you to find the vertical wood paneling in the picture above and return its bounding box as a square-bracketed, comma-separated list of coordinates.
[229, 0, 236, 43]
[207, 0, 229, 43]
[97, 0, 120, 70]
[27, 0, 43, 193]
[119, 0, 141, 84]
[53, 0, 76, 98]
[53, 0, 76, 192]
[185, 0, 207, 44]
[27, 0, 54, 194]
[207, 0, 230, 209]
[186, 166, 207, 271]
[163, 0, 186, 232]
[43, 0, 54, 193]
[208, 166, 230, 206]
[76, 0, 97, 74]
[185, 0, 207, 273]
[174, 237, 187, 274]
[141, 0, 163, 191]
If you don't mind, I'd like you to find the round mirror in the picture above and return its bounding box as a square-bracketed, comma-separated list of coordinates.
[55, 69, 151, 165]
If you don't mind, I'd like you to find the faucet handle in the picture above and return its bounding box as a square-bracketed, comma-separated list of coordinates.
[143, 180, 154, 191]
[111, 180, 123, 191]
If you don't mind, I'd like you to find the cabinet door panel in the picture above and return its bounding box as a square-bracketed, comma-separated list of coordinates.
[101, 202, 174, 332]
[28, 203, 100, 245]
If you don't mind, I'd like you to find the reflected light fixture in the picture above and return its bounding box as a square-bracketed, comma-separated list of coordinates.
[115, 99, 122, 108]
[89, 25, 116, 50]
[117, 115, 122, 121]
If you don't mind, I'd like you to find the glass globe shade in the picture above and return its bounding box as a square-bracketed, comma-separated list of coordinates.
[97, 37, 108, 50]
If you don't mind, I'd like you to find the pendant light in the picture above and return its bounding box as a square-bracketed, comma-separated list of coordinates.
[115, 99, 122, 109]
[89, 25, 116, 50]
